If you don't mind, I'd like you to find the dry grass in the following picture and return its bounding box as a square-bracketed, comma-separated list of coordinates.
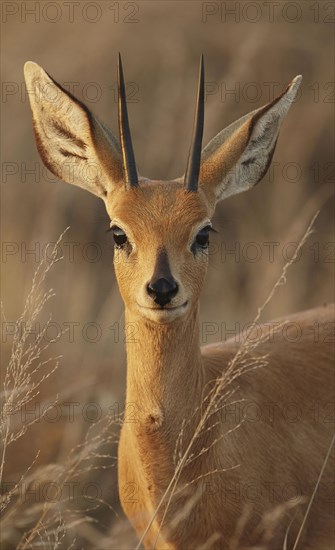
[1, 231, 67, 479]
[1, 234, 122, 549]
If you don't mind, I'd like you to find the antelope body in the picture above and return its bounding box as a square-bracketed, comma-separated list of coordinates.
[24, 57, 334, 549]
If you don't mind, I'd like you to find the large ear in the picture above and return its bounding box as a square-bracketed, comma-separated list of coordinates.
[24, 61, 124, 199]
[199, 76, 302, 203]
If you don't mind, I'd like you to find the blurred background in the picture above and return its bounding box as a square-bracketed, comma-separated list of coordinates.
[1, 1, 334, 548]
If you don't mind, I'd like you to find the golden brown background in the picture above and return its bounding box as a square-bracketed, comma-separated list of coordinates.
[1, 1, 334, 548]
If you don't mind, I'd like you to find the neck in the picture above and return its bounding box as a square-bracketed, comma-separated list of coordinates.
[121, 306, 207, 543]
[124, 305, 204, 453]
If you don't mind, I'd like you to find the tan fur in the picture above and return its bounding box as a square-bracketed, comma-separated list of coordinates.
[24, 62, 334, 549]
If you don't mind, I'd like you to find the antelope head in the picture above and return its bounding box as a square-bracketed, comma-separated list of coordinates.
[24, 56, 301, 324]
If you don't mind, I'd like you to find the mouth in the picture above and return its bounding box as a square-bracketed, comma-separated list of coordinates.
[138, 301, 188, 312]
[135, 301, 190, 324]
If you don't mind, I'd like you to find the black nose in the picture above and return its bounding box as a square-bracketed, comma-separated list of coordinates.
[147, 277, 179, 307]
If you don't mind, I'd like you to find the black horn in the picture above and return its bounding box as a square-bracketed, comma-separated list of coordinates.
[117, 53, 138, 187]
[184, 55, 205, 192]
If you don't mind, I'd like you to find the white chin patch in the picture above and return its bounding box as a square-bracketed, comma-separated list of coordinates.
[140, 304, 188, 324]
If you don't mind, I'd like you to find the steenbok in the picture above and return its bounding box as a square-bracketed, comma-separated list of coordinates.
[25, 55, 334, 549]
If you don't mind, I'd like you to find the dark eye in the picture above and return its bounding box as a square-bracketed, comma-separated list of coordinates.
[111, 225, 128, 248]
[195, 225, 211, 248]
